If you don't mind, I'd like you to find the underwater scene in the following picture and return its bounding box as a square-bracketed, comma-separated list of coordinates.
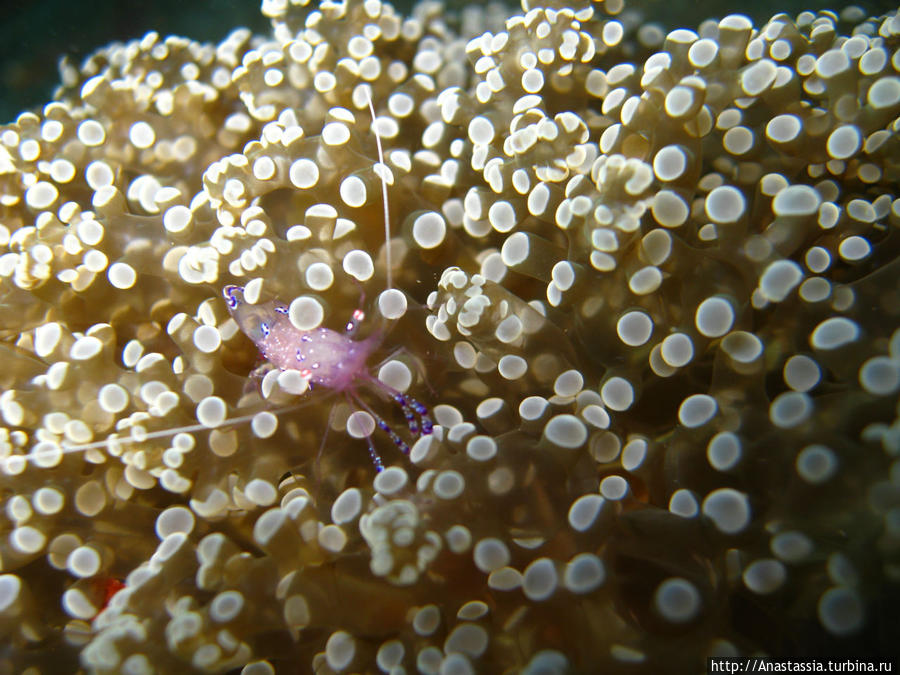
[0, 0, 899, 672]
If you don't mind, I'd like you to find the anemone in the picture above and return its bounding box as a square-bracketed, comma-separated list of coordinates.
[0, 0, 898, 672]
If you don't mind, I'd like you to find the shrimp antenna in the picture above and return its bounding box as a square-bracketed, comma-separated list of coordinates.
[5, 399, 321, 469]
[364, 89, 392, 291]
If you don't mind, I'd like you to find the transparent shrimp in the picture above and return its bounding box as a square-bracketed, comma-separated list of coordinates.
[221, 93, 433, 470]
[221, 282, 433, 472]
[22, 92, 432, 473]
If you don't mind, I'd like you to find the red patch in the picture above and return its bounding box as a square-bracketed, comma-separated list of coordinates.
[91, 577, 125, 614]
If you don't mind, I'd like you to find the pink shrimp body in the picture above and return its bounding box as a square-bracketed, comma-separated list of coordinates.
[270, 325, 377, 391]
[216, 93, 431, 472]
[222, 284, 433, 470]
[223, 285, 377, 391]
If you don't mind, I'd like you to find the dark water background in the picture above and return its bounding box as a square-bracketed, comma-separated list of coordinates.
[1, 0, 898, 122]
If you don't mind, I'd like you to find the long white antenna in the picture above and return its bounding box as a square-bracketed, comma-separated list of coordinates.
[58, 411, 268, 452]
[5, 402, 313, 469]
[365, 89, 392, 291]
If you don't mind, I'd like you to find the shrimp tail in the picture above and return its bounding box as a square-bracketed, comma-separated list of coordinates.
[222, 285, 286, 345]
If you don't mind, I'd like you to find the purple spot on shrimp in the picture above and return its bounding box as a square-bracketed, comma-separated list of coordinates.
[223, 285, 241, 309]
[275, 306, 288, 315]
